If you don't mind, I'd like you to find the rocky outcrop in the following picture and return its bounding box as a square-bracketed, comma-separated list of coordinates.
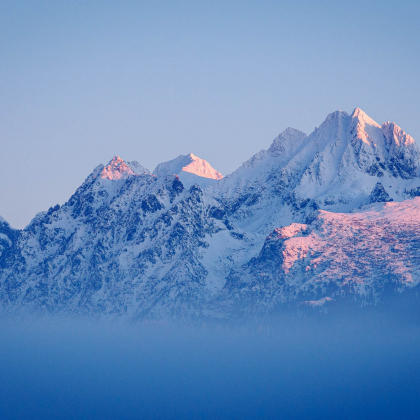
[369, 183, 392, 203]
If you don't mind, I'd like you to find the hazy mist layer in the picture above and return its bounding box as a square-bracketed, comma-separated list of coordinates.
[0, 316, 419, 419]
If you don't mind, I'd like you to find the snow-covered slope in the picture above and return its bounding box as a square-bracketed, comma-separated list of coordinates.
[153, 153, 223, 189]
[1, 108, 420, 320]
[218, 198, 420, 317]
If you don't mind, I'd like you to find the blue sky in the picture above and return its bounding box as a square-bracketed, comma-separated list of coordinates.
[1, 0, 420, 228]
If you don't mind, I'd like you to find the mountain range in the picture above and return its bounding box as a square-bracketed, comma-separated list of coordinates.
[1, 108, 420, 321]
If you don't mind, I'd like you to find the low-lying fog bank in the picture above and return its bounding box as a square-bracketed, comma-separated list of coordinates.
[0, 316, 419, 419]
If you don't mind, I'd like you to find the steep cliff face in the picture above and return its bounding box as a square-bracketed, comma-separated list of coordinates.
[1, 109, 420, 320]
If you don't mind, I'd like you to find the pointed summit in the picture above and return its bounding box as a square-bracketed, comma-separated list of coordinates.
[182, 153, 223, 180]
[347, 108, 383, 146]
[351, 108, 381, 128]
[100, 156, 150, 180]
[153, 153, 223, 189]
[153, 154, 223, 180]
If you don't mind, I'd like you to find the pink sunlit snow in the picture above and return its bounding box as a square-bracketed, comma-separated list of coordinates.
[100, 156, 150, 180]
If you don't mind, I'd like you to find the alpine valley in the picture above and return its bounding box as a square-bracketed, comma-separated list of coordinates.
[2, 108, 420, 321]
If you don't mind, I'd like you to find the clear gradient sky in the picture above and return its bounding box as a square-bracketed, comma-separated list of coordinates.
[1, 0, 420, 228]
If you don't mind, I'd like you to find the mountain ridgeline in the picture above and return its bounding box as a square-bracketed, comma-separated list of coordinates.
[2, 108, 420, 321]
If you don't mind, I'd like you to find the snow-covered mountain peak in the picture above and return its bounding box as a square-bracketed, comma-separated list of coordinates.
[351, 107, 381, 128]
[347, 108, 384, 148]
[0, 215, 8, 225]
[324, 109, 349, 123]
[382, 121, 416, 148]
[153, 154, 223, 189]
[210, 107, 420, 235]
[182, 154, 223, 180]
[153, 154, 223, 180]
[100, 156, 150, 180]
[268, 127, 307, 155]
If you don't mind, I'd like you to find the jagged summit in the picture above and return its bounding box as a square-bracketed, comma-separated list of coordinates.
[382, 121, 416, 148]
[100, 156, 150, 180]
[347, 108, 416, 149]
